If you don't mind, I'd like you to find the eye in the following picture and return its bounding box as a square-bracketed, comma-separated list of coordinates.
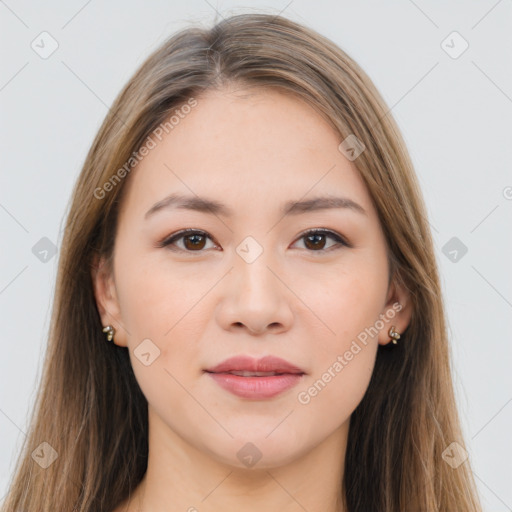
[157, 229, 218, 252]
[291, 229, 350, 252]
[158, 228, 349, 253]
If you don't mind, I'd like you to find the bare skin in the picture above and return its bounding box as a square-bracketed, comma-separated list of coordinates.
[94, 85, 412, 512]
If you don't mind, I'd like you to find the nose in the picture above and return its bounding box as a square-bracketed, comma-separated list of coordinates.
[215, 253, 294, 336]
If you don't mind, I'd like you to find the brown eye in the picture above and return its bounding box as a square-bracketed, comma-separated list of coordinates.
[294, 229, 348, 252]
[159, 228, 349, 254]
[182, 233, 207, 250]
[160, 230, 216, 252]
[304, 233, 327, 250]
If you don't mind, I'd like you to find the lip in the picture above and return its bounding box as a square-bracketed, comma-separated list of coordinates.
[204, 355, 306, 400]
[206, 355, 305, 374]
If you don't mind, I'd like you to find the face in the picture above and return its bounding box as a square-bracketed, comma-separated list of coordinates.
[93, 86, 410, 469]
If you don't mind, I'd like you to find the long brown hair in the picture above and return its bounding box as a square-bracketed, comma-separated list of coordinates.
[2, 13, 482, 512]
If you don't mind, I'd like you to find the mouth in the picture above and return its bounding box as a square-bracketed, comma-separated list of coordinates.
[204, 355, 306, 399]
[208, 370, 301, 377]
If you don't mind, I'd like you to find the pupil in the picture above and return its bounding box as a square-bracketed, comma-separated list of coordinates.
[306, 234, 325, 250]
[185, 234, 205, 250]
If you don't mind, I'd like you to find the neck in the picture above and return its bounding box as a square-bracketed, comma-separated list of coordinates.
[124, 407, 348, 512]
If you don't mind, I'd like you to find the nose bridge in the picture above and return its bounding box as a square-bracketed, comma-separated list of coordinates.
[217, 235, 293, 334]
[232, 239, 279, 301]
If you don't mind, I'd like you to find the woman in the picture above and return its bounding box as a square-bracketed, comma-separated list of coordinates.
[2, 13, 482, 512]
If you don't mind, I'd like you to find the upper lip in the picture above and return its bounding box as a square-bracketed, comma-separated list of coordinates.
[205, 355, 305, 374]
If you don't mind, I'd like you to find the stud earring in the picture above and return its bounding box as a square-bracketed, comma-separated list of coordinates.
[388, 326, 401, 345]
[102, 325, 116, 342]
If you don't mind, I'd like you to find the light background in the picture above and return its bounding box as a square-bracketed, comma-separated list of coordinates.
[1, 1, 511, 510]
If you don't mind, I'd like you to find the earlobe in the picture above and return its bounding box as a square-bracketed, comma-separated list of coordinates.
[378, 279, 413, 346]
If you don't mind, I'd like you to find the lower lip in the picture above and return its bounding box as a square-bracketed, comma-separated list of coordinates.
[206, 372, 304, 399]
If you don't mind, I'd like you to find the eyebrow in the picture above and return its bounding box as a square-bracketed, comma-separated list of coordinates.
[144, 193, 367, 219]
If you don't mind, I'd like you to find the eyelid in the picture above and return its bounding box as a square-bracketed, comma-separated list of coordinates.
[157, 227, 351, 252]
[157, 228, 219, 251]
[295, 228, 351, 248]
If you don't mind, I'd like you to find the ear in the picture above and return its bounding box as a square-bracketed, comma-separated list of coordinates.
[377, 277, 413, 346]
[91, 253, 127, 347]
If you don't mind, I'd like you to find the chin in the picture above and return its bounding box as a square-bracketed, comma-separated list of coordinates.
[203, 431, 310, 471]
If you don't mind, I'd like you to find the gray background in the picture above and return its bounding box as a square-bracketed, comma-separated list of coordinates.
[1, 1, 511, 510]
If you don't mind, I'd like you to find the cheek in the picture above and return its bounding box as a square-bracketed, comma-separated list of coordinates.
[296, 343, 376, 438]
[294, 255, 387, 413]
[296, 273, 383, 426]
[119, 267, 206, 417]
[110, 268, 186, 405]
[300, 257, 388, 342]
[115, 253, 212, 378]
[115, 249, 209, 336]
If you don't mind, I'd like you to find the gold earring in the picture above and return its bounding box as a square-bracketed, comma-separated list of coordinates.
[102, 325, 116, 342]
[388, 326, 401, 345]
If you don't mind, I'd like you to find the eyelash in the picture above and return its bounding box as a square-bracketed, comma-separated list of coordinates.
[156, 228, 351, 254]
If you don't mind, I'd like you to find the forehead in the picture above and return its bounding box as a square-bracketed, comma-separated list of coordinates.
[119, 87, 375, 222]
